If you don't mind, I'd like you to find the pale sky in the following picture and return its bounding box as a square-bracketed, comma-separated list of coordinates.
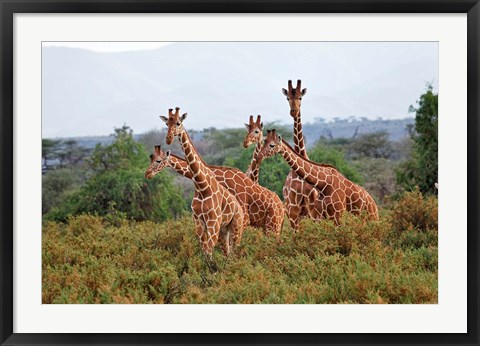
[42, 42, 172, 52]
[42, 41, 438, 137]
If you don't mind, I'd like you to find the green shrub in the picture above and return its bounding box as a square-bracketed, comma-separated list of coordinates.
[308, 145, 364, 184]
[43, 206, 438, 304]
[391, 188, 438, 233]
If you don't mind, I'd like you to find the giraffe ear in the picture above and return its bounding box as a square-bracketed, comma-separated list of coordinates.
[165, 150, 171, 157]
[277, 134, 282, 142]
[159, 115, 168, 123]
[180, 113, 188, 122]
[260, 122, 263, 129]
[244, 123, 250, 131]
[149, 154, 154, 160]
[301, 88, 307, 96]
[282, 88, 288, 97]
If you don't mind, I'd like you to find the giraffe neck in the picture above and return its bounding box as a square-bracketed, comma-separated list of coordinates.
[280, 139, 331, 190]
[169, 154, 193, 179]
[178, 130, 214, 194]
[246, 140, 262, 183]
[293, 112, 309, 159]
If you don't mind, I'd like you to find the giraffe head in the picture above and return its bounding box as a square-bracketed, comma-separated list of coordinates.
[160, 107, 188, 145]
[257, 129, 283, 161]
[243, 115, 264, 148]
[282, 79, 307, 118]
[144, 145, 172, 179]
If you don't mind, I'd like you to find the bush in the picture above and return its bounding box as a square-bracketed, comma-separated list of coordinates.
[308, 144, 364, 185]
[46, 168, 187, 223]
[391, 188, 438, 234]
[43, 210, 438, 304]
[42, 168, 82, 214]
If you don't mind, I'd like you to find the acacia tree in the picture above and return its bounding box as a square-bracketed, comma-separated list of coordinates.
[397, 85, 438, 195]
[45, 125, 187, 222]
[350, 131, 394, 159]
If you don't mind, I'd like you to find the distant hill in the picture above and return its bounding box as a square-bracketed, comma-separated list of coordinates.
[48, 117, 414, 149]
[302, 117, 413, 144]
[42, 43, 437, 138]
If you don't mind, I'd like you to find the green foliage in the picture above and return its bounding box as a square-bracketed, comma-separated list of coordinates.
[88, 125, 148, 171]
[42, 138, 61, 162]
[42, 168, 83, 214]
[353, 158, 396, 204]
[42, 138, 90, 169]
[57, 139, 90, 167]
[257, 155, 291, 197]
[390, 188, 438, 235]
[43, 191, 437, 304]
[308, 144, 364, 185]
[350, 131, 394, 159]
[397, 86, 438, 194]
[74, 168, 187, 222]
[44, 125, 188, 222]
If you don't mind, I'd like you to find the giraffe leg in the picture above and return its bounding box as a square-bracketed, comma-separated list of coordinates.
[192, 215, 211, 256]
[197, 217, 220, 272]
[265, 208, 284, 240]
[285, 202, 302, 232]
[228, 208, 245, 249]
[218, 230, 230, 257]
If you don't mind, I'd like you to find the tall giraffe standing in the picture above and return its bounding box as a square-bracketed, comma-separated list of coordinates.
[145, 145, 285, 237]
[258, 129, 379, 225]
[243, 115, 263, 183]
[281, 80, 323, 230]
[160, 108, 245, 257]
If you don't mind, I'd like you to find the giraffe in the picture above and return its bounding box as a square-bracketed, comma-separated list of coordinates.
[160, 107, 244, 257]
[243, 115, 263, 183]
[257, 129, 379, 225]
[281, 80, 323, 230]
[145, 145, 285, 238]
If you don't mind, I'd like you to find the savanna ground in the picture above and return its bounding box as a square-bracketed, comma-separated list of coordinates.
[42, 189, 437, 304]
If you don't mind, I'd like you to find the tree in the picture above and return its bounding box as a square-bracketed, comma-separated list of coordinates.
[45, 125, 188, 222]
[42, 168, 82, 214]
[349, 131, 394, 159]
[397, 85, 438, 194]
[353, 158, 396, 204]
[88, 125, 147, 171]
[42, 138, 61, 170]
[308, 144, 364, 185]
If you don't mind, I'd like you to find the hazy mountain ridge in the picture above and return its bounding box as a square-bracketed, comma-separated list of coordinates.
[42, 43, 437, 138]
[48, 117, 414, 150]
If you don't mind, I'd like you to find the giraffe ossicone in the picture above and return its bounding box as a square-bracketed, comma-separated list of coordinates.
[146, 145, 285, 238]
[281, 80, 322, 231]
[159, 107, 245, 257]
[243, 114, 264, 184]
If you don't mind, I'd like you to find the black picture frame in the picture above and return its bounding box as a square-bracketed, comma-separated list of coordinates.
[1, 1, 478, 345]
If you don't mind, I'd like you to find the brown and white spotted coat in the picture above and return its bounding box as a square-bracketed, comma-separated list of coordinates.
[258, 129, 379, 225]
[243, 115, 264, 184]
[145, 145, 285, 238]
[282, 80, 323, 230]
[160, 107, 245, 257]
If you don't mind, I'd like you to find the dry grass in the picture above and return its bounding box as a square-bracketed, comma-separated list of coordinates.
[42, 192, 438, 304]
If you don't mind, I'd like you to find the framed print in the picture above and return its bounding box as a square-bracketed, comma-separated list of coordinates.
[1, 0, 479, 345]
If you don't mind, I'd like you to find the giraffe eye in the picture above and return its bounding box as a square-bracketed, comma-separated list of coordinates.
[254, 130, 259, 134]
[286, 97, 290, 101]
[269, 143, 275, 148]
[299, 97, 302, 100]
[156, 160, 161, 163]
[176, 122, 181, 126]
